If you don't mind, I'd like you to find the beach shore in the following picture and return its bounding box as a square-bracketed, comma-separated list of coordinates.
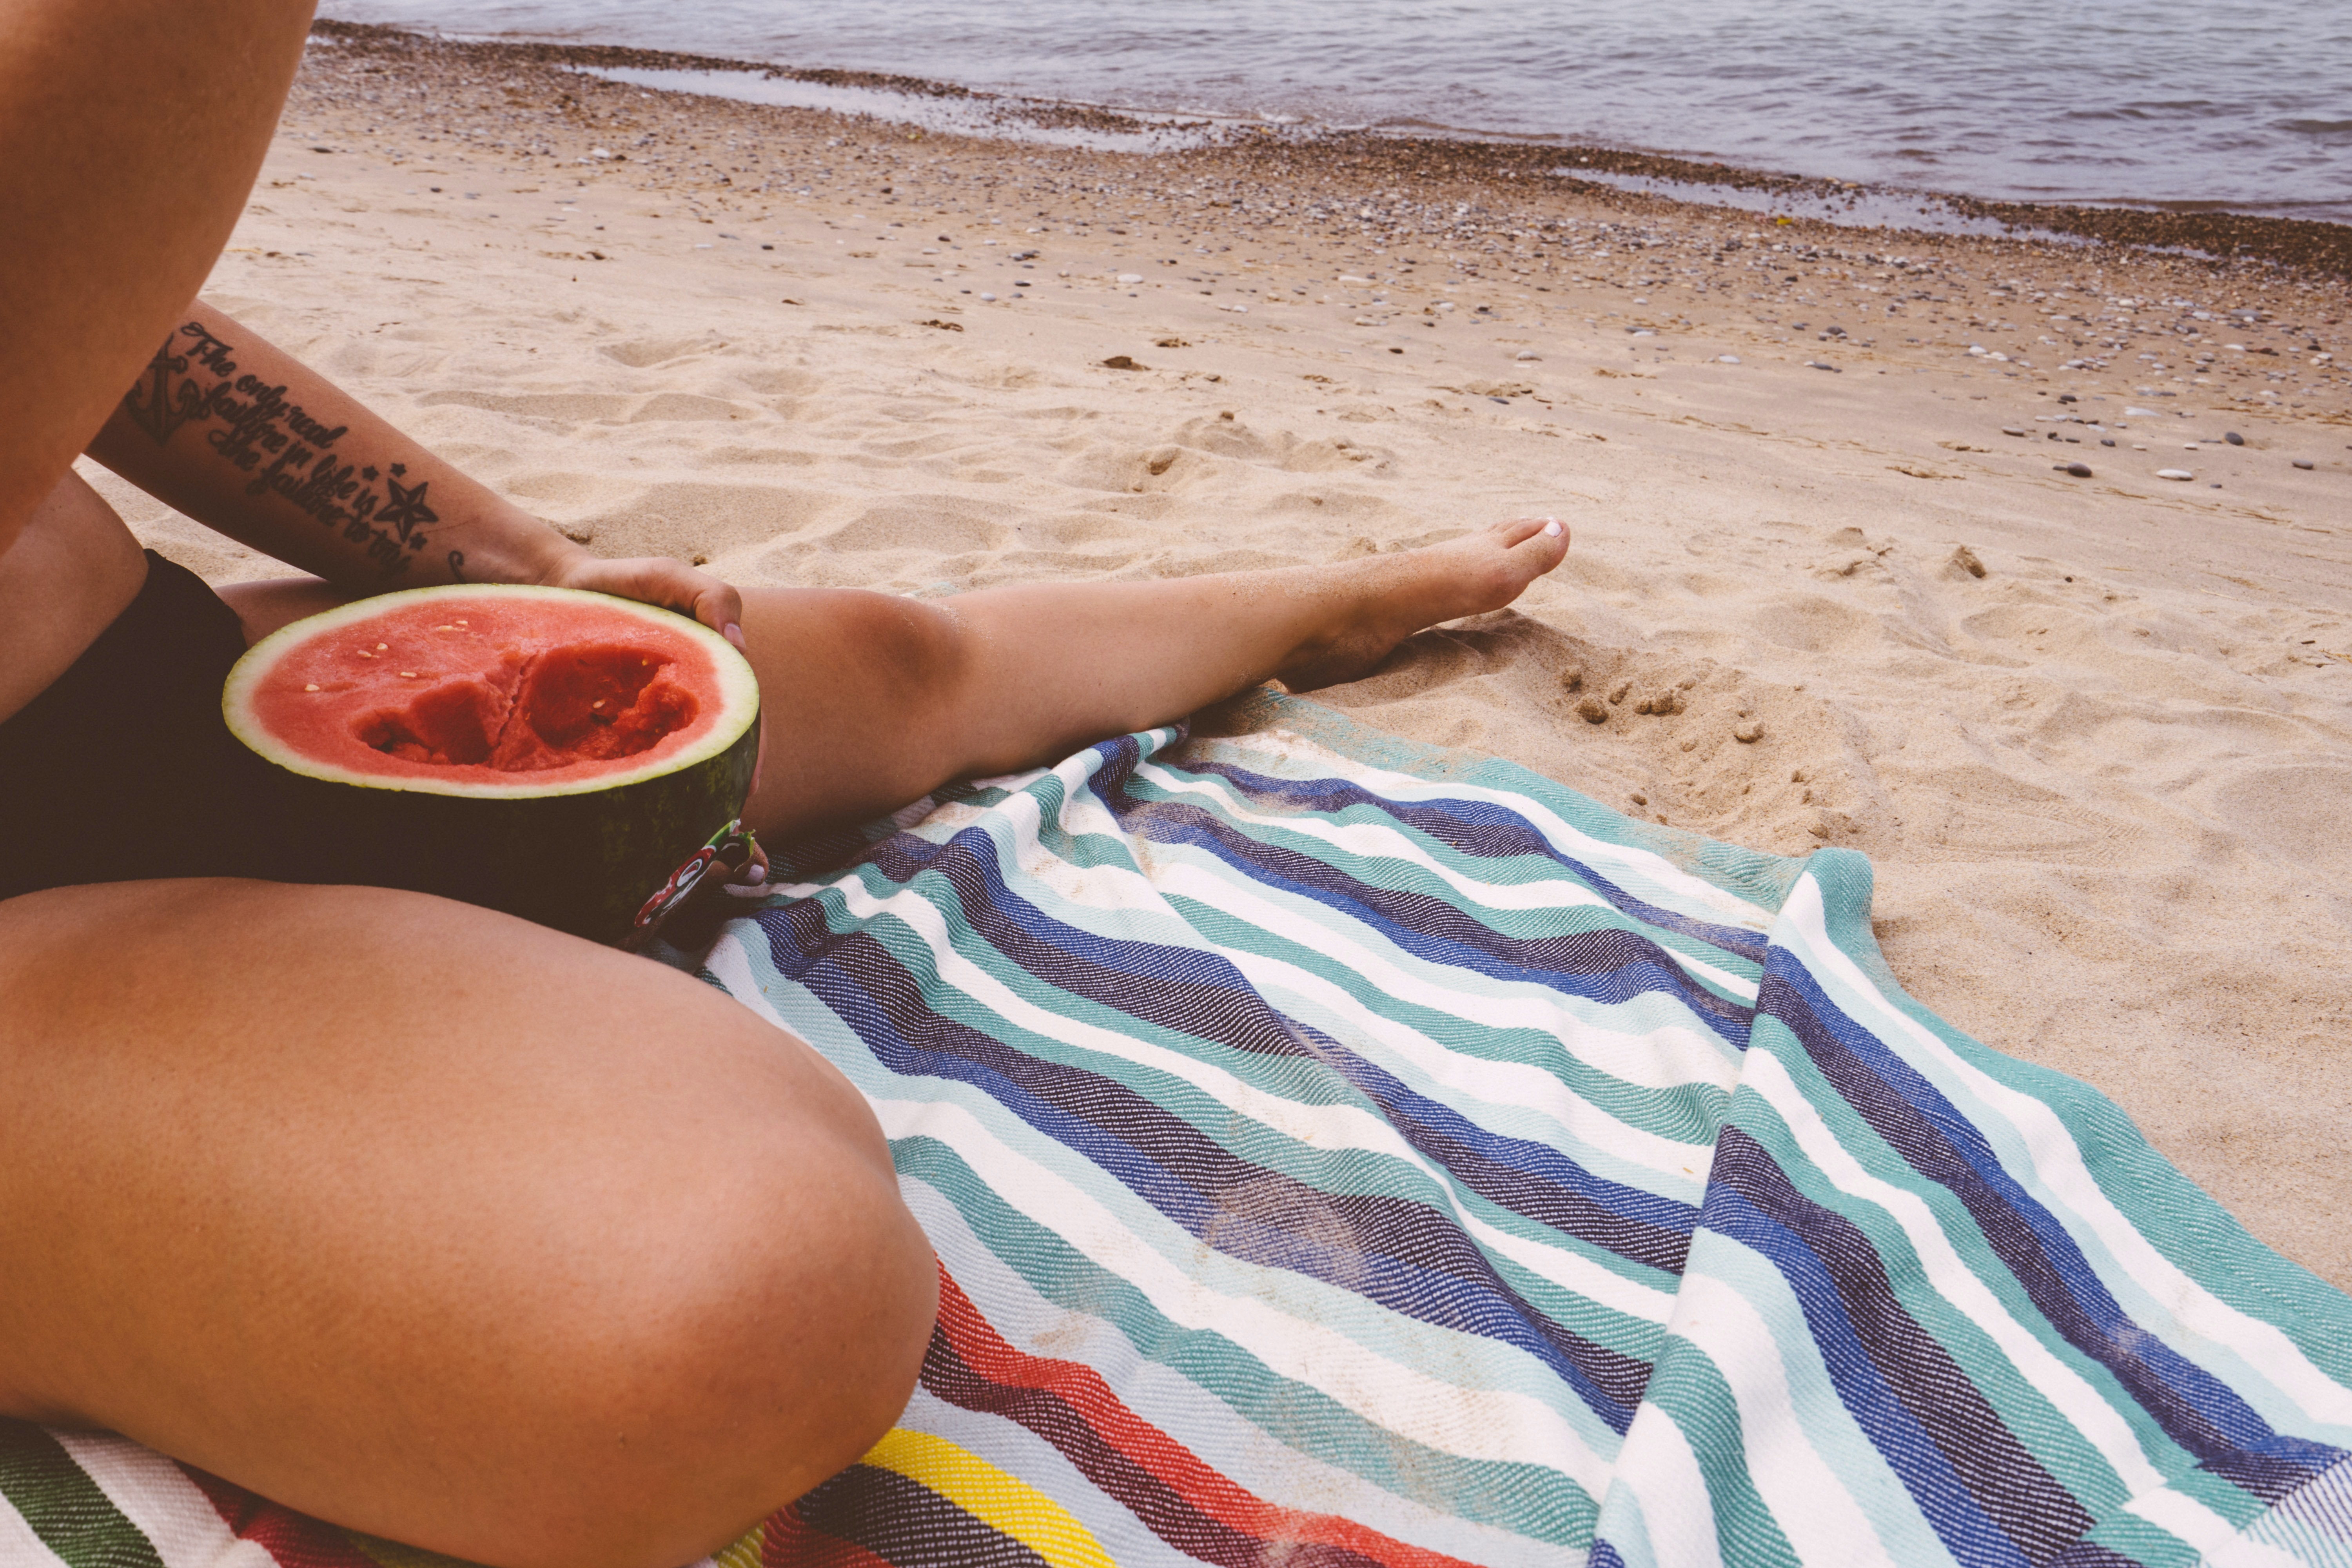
[109, 25, 2352, 1289]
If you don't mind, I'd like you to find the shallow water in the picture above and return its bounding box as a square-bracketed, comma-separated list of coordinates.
[319, 0, 2352, 222]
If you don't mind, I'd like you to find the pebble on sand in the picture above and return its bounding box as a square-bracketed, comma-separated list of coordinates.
[2157, 469, 2195, 481]
[2225, 431, 2245, 445]
[1805, 361, 1841, 373]
[1577, 697, 1609, 724]
[1733, 721, 1765, 744]
[1718, 355, 1740, 364]
[1116, 273, 1143, 284]
[1515, 350, 1541, 361]
[2057, 462, 2093, 478]
[2293, 459, 2316, 470]
[1100, 355, 1147, 370]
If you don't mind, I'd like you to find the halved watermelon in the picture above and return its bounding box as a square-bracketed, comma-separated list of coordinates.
[224, 584, 760, 944]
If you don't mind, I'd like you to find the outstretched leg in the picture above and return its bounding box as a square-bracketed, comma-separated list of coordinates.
[734, 516, 1569, 838]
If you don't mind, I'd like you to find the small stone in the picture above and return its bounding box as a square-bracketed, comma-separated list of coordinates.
[1806, 361, 1841, 372]
[1117, 273, 1143, 284]
[2156, 469, 2194, 481]
[2294, 459, 2316, 470]
[2058, 462, 2092, 478]
[2101, 438, 2116, 446]
[2225, 431, 2245, 445]
[1608, 680, 1632, 705]
[2002, 427, 2027, 437]
[1630, 793, 1648, 807]
[1733, 722, 1765, 744]
[1951, 546, 1987, 579]
[1515, 350, 1541, 361]
[1100, 355, 1146, 370]
[1718, 354, 1740, 364]
[1577, 697, 1609, 724]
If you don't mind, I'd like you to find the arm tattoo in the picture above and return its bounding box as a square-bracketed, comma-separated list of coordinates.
[121, 320, 435, 580]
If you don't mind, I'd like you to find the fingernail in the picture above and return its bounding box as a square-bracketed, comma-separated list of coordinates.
[1543, 519, 1562, 537]
[723, 623, 746, 650]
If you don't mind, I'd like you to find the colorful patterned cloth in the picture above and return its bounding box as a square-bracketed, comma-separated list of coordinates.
[7, 693, 2350, 1567]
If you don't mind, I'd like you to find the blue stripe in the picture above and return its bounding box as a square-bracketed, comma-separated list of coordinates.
[1758, 953, 2345, 1500]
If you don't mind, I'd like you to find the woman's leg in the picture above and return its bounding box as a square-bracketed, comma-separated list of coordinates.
[0, 878, 937, 1568]
[733, 515, 1569, 838]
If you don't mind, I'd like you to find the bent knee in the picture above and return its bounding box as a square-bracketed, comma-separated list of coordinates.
[482, 1127, 937, 1568]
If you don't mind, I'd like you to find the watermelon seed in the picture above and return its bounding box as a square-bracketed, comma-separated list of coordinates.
[304, 683, 320, 692]
[591, 699, 604, 708]
[356, 650, 375, 658]
[376, 642, 388, 650]
[399, 671, 416, 678]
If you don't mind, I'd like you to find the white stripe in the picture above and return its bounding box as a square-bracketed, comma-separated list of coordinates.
[871, 1093, 1617, 1490]
[1740, 1047, 2174, 1496]
[49, 1432, 264, 1568]
[1777, 876, 2352, 1430]
[1667, 1271, 1903, 1568]
[0, 1502, 69, 1568]
[1608, 1406, 1729, 1568]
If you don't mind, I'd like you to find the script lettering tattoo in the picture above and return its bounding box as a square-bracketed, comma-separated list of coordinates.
[118, 320, 432, 579]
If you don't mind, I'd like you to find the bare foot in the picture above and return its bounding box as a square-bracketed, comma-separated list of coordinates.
[1274, 516, 1571, 692]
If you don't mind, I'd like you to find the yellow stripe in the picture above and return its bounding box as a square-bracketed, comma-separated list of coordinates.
[862, 1427, 1116, 1568]
[712, 1525, 768, 1568]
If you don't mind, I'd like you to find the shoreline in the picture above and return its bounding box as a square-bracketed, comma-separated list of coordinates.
[311, 19, 2352, 279]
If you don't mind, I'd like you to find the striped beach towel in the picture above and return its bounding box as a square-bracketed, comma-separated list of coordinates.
[6, 691, 2349, 1567]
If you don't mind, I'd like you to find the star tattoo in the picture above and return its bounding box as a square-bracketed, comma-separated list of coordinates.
[378, 475, 439, 539]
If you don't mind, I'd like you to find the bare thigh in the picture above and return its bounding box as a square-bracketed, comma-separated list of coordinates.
[0, 878, 936, 1568]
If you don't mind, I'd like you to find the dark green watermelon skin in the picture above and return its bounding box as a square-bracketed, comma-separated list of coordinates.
[257, 709, 760, 945]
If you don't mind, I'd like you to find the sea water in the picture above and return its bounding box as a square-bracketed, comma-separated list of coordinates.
[316, 0, 2352, 223]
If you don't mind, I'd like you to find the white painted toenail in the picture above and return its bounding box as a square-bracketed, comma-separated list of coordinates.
[1543, 520, 1562, 537]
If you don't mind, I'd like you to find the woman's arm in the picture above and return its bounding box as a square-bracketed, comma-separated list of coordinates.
[86, 302, 744, 641]
[0, 3, 313, 555]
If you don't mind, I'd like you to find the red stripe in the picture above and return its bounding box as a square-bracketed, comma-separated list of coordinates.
[929, 1266, 1479, 1568]
[180, 1466, 385, 1568]
[760, 1500, 899, 1568]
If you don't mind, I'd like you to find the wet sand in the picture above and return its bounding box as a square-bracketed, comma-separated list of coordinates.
[99, 24, 2352, 1288]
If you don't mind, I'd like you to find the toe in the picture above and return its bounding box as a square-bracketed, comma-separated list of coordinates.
[1492, 515, 1557, 546]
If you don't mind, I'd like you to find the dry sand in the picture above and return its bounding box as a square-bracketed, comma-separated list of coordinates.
[90, 33, 2352, 1288]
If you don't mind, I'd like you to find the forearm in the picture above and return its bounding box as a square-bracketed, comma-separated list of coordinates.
[86, 303, 583, 592]
[0, 2, 312, 554]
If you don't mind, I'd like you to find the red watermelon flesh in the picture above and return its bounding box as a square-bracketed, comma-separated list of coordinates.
[244, 593, 728, 788]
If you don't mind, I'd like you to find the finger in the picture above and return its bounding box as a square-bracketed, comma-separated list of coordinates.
[695, 579, 746, 647]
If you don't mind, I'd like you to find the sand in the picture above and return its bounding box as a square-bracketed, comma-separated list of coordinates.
[87, 31, 2352, 1289]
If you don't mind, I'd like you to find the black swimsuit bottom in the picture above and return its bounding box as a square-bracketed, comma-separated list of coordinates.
[0, 552, 285, 902]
